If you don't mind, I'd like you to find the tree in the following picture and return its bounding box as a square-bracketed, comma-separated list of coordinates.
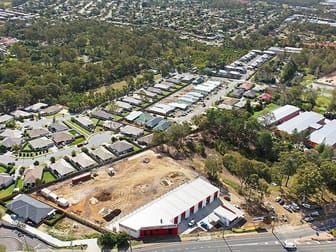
[204, 151, 223, 179]
[276, 150, 304, 187]
[292, 162, 323, 198]
[256, 131, 273, 160]
[71, 150, 76, 157]
[97, 233, 117, 249]
[0, 145, 7, 154]
[116, 231, 130, 249]
[33, 160, 39, 166]
[50, 156, 56, 164]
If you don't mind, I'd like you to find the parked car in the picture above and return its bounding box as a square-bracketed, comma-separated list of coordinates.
[310, 211, 320, 217]
[290, 203, 300, 212]
[284, 240, 297, 250]
[279, 199, 285, 205]
[302, 203, 311, 209]
[275, 196, 281, 202]
[304, 216, 314, 222]
[284, 205, 293, 213]
[200, 221, 209, 230]
[188, 219, 195, 227]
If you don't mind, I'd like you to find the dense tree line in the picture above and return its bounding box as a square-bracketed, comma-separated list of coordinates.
[0, 19, 245, 112]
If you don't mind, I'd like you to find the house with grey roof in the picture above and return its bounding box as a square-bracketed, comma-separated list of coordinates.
[146, 117, 163, 129]
[123, 96, 142, 106]
[102, 120, 123, 131]
[29, 137, 54, 151]
[107, 140, 134, 156]
[26, 128, 49, 139]
[40, 104, 63, 116]
[91, 110, 113, 121]
[23, 165, 44, 187]
[116, 101, 132, 111]
[73, 116, 94, 132]
[48, 122, 68, 133]
[50, 159, 76, 177]
[2, 137, 22, 149]
[52, 132, 73, 146]
[147, 87, 163, 95]
[71, 152, 97, 170]
[0, 114, 13, 124]
[153, 119, 171, 131]
[7, 194, 55, 225]
[120, 125, 144, 139]
[0, 172, 14, 189]
[90, 146, 116, 163]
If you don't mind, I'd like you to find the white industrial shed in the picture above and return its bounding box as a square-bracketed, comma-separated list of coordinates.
[258, 104, 300, 126]
[169, 102, 189, 110]
[308, 119, 336, 148]
[277, 111, 325, 134]
[114, 178, 219, 238]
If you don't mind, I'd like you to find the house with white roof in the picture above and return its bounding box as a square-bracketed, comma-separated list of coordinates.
[258, 105, 300, 126]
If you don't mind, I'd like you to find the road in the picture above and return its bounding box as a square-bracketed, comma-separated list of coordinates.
[134, 230, 336, 252]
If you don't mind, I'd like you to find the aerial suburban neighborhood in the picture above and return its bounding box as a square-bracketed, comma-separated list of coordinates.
[0, 0, 336, 252]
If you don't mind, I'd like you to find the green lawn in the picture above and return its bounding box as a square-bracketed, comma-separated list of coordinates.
[42, 171, 56, 183]
[121, 111, 130, 117]
[0, 183, 15, 199]
[91, 118, 99, 125]
[133, 145, 141, 151]
[0, 244, 5, 252]
[95, 126, 104, 132]
[113, 115, 123, 121]
[68, 129, 78, 136]
[252, 103, 279, 118]
[68, 136, 85, 146]
[23, 144, 32, 151]
[65, 120, 91, 138]
[16, 178, 23, 189]
[0, 166, 6, 173]
[162, 90, 170, 96]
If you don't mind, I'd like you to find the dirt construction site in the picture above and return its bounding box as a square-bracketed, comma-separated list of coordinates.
[32, 150, 198, 226]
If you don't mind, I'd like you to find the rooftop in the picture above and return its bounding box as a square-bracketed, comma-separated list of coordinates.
[71, 152, 97, 169]
[50, 159, 76, 177]
[90, 146, 116, 161]
[309, 119, 336, 146]
[117, 178, 219, 231]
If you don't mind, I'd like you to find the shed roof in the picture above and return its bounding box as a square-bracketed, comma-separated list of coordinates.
[277, 111, 324, 134]
[309, 119, 336, 146]
[118, 178, 219, 231]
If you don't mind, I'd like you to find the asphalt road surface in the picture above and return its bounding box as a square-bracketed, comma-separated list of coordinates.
[134, 230, 336, 252]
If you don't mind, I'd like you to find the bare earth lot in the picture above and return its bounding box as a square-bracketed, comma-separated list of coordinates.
[33, 150, 197, 226]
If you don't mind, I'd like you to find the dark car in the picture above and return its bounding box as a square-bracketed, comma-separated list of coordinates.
[200, 221, 209, 230]
[279, 199, 285, 205]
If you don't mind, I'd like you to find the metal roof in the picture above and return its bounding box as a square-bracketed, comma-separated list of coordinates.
[309, 120, 336, 146]
[277, 111, 324, 133]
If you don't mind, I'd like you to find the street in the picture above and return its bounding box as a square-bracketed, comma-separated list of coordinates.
[134, 232, 336, 252]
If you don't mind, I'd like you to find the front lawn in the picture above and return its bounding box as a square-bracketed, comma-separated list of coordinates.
[42, 171, 56, 183]
[68, 136, 85, 146]
[0, 183, 15, 199]
[65, 120, 91, 138]
[0, 166, 6, 173]
[252, 103, 279, 118]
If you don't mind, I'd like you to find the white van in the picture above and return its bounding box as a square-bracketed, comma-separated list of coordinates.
[284, 240, 297, 250]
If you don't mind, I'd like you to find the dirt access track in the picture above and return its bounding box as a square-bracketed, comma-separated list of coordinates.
[33, 150, 197, 226]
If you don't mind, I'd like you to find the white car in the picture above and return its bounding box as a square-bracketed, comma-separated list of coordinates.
[302, 203, 311, 209]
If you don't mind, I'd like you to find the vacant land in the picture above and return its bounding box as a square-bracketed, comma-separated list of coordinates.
[33, 150, 197, 226]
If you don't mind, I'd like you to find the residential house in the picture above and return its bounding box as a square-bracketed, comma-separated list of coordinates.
[145, 117, 163, 129]
[91, 110, 113, 121]
[26, 128, 49, 139]
[52, 132, 73, 146]
[239, 83, 254, 90]
[90, 146, 116, 163]
[308, 119, 336, 148]
[23, 165, 44, 187]
[125, 111, 143, 122]
[0, 129, 22, 140]
[40, 104, 63, 116]
[7, 194, 55, 225]
[74, 116, 94, 131]
[0, 114, 13, 124]
[102, 120, 123, 131]
[120, 125, 144, 139]
[135, 113, 154, 126]
[0, 172, 14, 189]
[153, 119, 171, 131]
[71, 152, 97, 170]
[137, 134, 154, 146]
[50, 159, 76, 177]
[147, 87, 163, 95]
[243, 90, 257, 99]
[10, 110, 31, 119]
[29, 137, 54, 151]
[116, 101, 132, 111]
[232, 88, 245, 99]
[2, 137, 22, 149]
[123, 96, 142, 106]
[48, 122, 68, 133]
[25, 103, 48, 112]
[257, 92, 272, 102]
[107, 140, 134, 156]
